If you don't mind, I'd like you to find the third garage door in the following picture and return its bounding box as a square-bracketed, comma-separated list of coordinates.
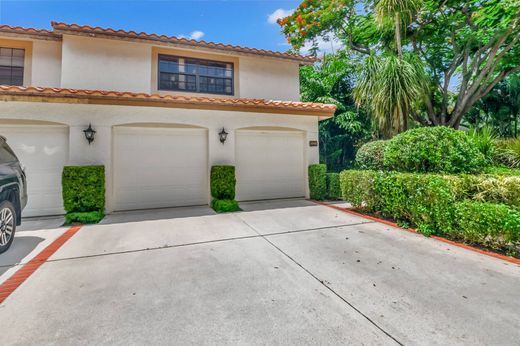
[236, 129, 305, 201]
[113, 126, 208, 211]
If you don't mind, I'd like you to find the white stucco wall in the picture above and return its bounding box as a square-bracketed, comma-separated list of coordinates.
[60, 35, 153, 93]
[0, 101, 320, 212]
[239, 56, 300, 101]
[31, 40, 62, 87]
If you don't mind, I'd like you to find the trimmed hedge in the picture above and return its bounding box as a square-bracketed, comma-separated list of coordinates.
[308, 164, 327, 200]
[340, 169, 520, 254]
[326, 173, 341, 200]
[355, 140, 387, 170]
[384, 127, 487, 174]
[454, 201, 520, 253]
[211, 199, 241, 213]
[65, 211, 105, 225]
[210, 165, 236, 200]
[210, 165, 240, 213]
[62, 165, 105, 224]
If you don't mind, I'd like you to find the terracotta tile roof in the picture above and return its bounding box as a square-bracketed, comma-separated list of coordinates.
[0, 24, 60, 40]
[50, 21, 317, 64]
[0, 85, 336, 117]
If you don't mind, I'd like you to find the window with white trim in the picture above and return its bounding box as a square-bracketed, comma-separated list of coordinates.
[158, 55, 234, 95]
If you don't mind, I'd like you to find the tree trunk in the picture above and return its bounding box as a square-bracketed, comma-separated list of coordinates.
[395, 13, 403, 59]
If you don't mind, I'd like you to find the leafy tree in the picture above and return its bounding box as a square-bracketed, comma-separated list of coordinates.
[464, 75, 520, 136]
[300, 53, 372, 171]
[279, 0, 520, 129]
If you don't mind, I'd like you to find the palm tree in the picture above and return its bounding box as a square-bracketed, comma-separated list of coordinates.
[374, 0, 422, 58]
[354, 0, 425, 137]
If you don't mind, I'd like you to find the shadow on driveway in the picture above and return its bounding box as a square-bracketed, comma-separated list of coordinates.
[0, 236, 45, 275]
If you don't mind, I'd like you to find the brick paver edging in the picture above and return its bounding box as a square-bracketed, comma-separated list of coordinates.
[0, 226, 82, 304]
[314, 201, 520, 266]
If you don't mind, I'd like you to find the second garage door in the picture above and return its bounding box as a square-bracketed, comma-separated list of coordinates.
[113, 126, 208, 211]
[236, 129, 305, 201]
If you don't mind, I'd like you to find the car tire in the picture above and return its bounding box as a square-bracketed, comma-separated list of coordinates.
[0, 200, 16, 254]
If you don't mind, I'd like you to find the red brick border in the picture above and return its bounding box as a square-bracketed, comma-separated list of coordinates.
[0, 226, 82, 304]
[314, 201, 520, 266]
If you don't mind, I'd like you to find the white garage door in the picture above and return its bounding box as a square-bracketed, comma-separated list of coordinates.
[113, 126, 208, 211]
[0, 125, 68, 217]
[236, 129, 305, 201]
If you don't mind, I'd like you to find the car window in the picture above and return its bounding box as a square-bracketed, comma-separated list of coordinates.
[0, 143, 18, 163]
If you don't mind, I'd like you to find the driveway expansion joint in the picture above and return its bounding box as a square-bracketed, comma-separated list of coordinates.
[34, 221, 373, 265]
[236, 215, 403, 346]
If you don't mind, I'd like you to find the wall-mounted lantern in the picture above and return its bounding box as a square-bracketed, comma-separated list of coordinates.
[83, 123, 96, 145]
[219, 127, 228, 144]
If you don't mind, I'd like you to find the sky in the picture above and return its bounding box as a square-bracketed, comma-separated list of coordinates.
[0, 0, 303, 53]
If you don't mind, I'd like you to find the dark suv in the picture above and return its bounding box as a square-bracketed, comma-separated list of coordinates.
[0, 136, 27, 254]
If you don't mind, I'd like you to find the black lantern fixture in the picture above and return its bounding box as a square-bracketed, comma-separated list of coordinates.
[83, 123, 96, 145]
[218, 127, 228, 144]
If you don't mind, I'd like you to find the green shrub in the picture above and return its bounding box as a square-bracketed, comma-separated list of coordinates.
[326, 173, 341, 200]
[65, 211, 105, 224]
[308, 164, 327, 200]
[211, 199, 241, 213]
[355, 140, 387, 170]
[340, 170, 379, 210]
[62, 166, 105, 224]
[494, 137, 520, 168]
[467, 127, 496, 163]
[484, 166, 520, 176]
[210, 165, 240, 213]
[373, 173, 458, 235]
[454, 201, 520, 254]
[210, 166, 236, 200]
[384, 127, 487, 174]
[468, 175, 520, 209]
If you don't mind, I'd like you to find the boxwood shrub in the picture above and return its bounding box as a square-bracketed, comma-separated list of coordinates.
[454, 201, 520, 254]
[326, 173, 341, 200]
[308, 164, 327, 200]
[211, 199, 241, 213]
[384, 127, 487, 174]
[210, 165, 236, 200]
[339, 169, 520, 253]
[355, 140, 387, 170]
[210, 165, 240, 213]
[62, 165, 105, 224]
[340, 170, 378, 210]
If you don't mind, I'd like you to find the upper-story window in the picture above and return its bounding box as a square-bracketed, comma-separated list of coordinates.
[158, 55, 234, 96]
[0, 48, 24, 86]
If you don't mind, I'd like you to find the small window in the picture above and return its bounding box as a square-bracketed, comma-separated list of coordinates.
[0, 48, 24, 86]
[158, 55, 234, 95]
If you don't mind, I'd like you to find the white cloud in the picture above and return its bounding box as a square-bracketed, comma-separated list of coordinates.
[267, 8, 294, 24]
[178, 30, 205, 40]
[189, 30, 205, 40]
[301, 36, 344, 55]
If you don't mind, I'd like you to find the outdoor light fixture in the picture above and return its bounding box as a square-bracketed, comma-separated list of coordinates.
[219, 127, 228, 144]
[83, 123, 96, 145]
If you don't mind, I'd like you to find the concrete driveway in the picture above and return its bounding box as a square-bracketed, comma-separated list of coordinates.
[0, 199, 519, 345]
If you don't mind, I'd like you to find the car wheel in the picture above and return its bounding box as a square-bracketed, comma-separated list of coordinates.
[0, 201, 16, 254]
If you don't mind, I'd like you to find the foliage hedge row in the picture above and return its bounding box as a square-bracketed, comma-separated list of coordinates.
[355, 140, 387, 170]
[326, 173, 341, 200]
[356, 127, 488, 174]
[62, 165, 105, 224]
[340, 170, 520, 254]
[210, 166, 240, 213]
[308, 164, 327, 200]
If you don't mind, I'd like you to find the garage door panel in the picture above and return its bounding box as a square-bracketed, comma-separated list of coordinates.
[236, 130, 305, 201]
[0, 126, 68, 217]
[113, 127, 208, 211]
